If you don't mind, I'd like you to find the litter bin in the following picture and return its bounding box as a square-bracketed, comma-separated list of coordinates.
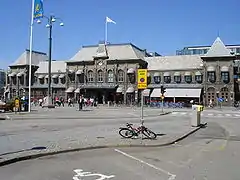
[191, 105, 203, 127]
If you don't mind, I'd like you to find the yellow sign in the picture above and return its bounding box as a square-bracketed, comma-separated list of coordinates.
[160, 95, 164, 100]
[197, 105, 204, 112]
[15, 99, 20, 108]
[137, 69, 147, 89]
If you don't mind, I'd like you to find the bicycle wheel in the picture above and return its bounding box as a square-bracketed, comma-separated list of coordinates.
[142, 128, 157, 139]
[119, 128, 134, 138]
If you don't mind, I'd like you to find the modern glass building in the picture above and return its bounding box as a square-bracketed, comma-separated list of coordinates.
[176, 44, 240, 55]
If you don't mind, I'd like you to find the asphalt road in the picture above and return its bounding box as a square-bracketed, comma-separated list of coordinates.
[1, 122, 240, 180]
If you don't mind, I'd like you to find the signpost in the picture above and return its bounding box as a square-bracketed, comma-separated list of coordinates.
[137, 69, 147, 123]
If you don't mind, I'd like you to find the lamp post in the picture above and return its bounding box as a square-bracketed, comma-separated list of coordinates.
[37, 16, 64, 108]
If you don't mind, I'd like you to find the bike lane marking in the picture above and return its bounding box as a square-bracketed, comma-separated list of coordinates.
[114, 149, 176, 180]
[73, 169, 115, 180]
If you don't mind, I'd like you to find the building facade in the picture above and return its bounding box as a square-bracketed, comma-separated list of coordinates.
[0, 69, 6, 99]
[5, 38, 240, 106]
[5, 50, 48, 100]
[65, 42, 149, 104]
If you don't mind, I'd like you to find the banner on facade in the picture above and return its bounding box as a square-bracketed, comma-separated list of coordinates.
[137, 69, 147, 89]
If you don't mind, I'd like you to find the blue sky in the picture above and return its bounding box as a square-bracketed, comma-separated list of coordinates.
[1, 0, 240, 69]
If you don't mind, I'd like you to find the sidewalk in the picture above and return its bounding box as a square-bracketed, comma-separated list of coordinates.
[0, 114, 202, 166]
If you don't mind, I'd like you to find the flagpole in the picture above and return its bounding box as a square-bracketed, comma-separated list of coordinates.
[28, 0, 35, 112]
[105, 17, 108, 44]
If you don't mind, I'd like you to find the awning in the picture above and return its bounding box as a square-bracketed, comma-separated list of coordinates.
[8, 72, 16, 77]
[59, 74, 65, 78]
[207, 66, 215, 71]
[163, 72, 170, 76]
[150, 88, 202, 98]
[17, 72, 24, 77]
[45, 75, 49, 78]
[38, 75, 44, 79]
[127, 68, 135, 74]
[116, 86, 123, 93]
[52, 74, 59, 78]
[126, 86, 135, 93]
[221, 66, 229, 72]
[195, 71, 202, 76]
[150, 89, 161, 97]
[184, 72, 191, 76]
[65, 87, 75, 93]
[165, 88, 202, 98]
[174, 72, 181, 76]
[142, 89, 150, 96]
[153, 72, 160, 77]
[74, 88, 81, 93]
[76, 70, 83, 75]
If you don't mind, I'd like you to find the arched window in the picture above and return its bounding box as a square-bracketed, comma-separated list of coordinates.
[88, 70, 94, 82]
[98, 70, 103, 82]
[207, 66, 216, 83]
[108, 70, 114, 82]
[184, 72, 192, 83]
[118, 70, 124, 82]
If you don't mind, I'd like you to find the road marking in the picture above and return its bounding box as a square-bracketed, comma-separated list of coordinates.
[180, 112, 187, 115]
[171, 112, 178, 115]
[235, 114, 240, 117]
[207, 113, 213, 116]
[73, 169, 115, 180]
[225, 114, 231, 117]
[114, 149, 176, 180]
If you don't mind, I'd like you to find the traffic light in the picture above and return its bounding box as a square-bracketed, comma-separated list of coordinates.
[160, 85, 166, 95]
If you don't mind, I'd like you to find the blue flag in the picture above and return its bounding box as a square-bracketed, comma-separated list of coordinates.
[33, 0, 44, 20]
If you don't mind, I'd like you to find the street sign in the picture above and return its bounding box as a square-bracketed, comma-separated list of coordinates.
[137, 69, 147, 89]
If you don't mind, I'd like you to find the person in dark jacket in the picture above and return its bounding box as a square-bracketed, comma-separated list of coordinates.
[78, 96, 83, 111]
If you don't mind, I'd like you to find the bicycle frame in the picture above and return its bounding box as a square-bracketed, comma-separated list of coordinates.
[126, 124, 145, 135]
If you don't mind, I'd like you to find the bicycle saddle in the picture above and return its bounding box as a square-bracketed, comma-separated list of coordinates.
[126, 123, 133, 126]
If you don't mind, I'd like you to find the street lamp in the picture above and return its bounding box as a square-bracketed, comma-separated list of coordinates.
[37, 15, 64, 108]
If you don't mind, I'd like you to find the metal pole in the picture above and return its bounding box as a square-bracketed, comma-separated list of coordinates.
[161, 98, 164, 113]
[28, 0, 35, 112]
[47, 16, 53, 107]
[105, 17, 108, 45]
[141, 90, 144, 123]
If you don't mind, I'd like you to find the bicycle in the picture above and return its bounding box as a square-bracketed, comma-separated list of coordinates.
[119, 122, 157, 139]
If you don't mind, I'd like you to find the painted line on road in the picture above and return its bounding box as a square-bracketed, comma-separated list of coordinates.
[225, 114, 231, 117]
[114, 149, 176, 180]
[207, 113, 213, 116]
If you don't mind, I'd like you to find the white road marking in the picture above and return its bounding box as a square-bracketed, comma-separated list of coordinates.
[234, 114, 240, 117]
[114, 149, 176, 180]
[207, 113, 213, 116]
[171, 112, 178, 115]
[180, 112, 187, 115]
[225, 114, 231, 117]
[73, 169, 115, 180]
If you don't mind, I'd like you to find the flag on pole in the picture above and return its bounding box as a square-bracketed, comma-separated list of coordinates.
[106, 16, 116, 24]
[33, 0, 44, 20]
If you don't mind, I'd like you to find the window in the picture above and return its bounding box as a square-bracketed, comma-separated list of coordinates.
[221, 72, 229, 84]
[174, 76, 181, 83]
[108, 70, 114, 82]
[185, 75, 192, 83]
[88, 70, 94, 82]
[53, 78, 58, 84]
[154, 76, 161, 84]
[195, 75, 202, 83]
[98, 70, 103, 82]
[39, 78, 44, 84]
[207, 72, 216, 83]
[60, 77, 66, 84]
[118, 70, 124, 82]
[164, 76, 171, 83]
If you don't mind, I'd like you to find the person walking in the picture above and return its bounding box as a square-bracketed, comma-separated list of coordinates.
[78, 95, 83, 111]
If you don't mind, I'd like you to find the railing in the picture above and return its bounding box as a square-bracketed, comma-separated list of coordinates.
[150, 101, 186, 108]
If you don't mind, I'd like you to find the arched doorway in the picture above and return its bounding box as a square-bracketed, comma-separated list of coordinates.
[220, 87, 229, 105]
[207, 87, 216, 106]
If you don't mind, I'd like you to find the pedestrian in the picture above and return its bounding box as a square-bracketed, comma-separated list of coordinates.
[78, 95, 83, 110]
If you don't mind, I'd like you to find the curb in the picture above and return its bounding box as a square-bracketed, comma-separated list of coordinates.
[0, 124, 203, 167]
